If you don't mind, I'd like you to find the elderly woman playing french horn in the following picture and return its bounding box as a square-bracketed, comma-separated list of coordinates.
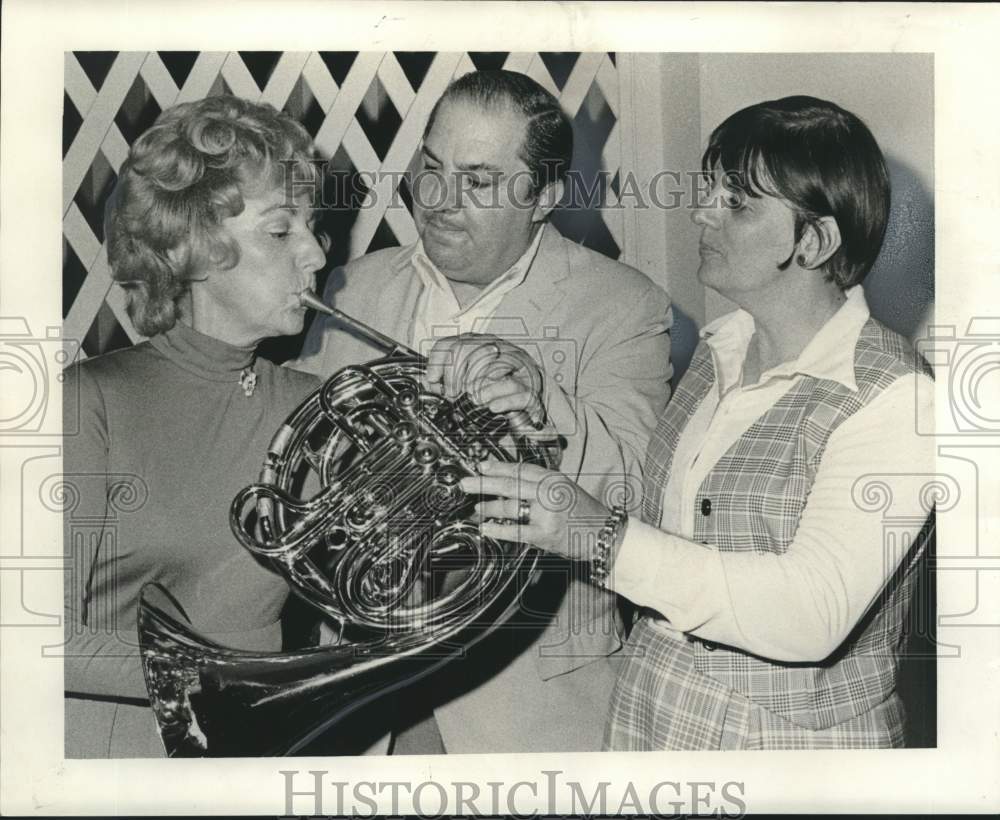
[469, 95, 935, 750]
[63, 96, 327, 757]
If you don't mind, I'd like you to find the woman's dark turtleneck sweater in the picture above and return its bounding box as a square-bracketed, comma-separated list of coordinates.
[63, 321, 321, 756]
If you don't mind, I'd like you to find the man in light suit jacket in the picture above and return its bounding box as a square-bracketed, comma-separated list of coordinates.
[293, 69, 672, 753]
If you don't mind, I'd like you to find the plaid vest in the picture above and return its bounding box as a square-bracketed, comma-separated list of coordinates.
[641, 317, 932, 731]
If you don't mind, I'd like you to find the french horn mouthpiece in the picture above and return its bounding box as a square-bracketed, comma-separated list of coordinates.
[297, 290, 417, 357]
[297, 289, 541, 435]
[298, 289, 333, 315]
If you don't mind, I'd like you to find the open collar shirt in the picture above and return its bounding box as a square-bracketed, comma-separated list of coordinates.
[409, 223, 546, 353]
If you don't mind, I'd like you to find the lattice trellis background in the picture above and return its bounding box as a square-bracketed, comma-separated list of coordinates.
[63, 51, 634, 360]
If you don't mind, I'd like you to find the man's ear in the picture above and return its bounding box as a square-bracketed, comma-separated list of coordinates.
[796, 216, 842, 270]
[531, 179, 565, 223]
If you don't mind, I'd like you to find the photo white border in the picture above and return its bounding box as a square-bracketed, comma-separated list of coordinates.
[2, 0, 999, 814]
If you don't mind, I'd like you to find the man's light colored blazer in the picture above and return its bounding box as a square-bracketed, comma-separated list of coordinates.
[293, 224, 673, 752]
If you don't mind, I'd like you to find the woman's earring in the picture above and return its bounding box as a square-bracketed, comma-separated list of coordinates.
[796, 254, 807, 267]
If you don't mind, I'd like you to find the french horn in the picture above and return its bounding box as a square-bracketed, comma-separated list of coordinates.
[138, 291, 558, 756]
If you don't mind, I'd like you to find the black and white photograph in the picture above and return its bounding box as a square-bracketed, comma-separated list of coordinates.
[1, 1, 998, 816]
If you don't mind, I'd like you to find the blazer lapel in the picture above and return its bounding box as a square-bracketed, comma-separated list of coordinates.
[374, 245, 424, 348]
[489, 224, 569, 336]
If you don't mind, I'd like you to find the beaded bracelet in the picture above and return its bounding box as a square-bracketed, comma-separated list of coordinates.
[590, 504, 627, 587]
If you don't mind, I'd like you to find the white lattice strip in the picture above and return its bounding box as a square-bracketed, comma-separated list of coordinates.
[383, 52, 463, 168]
[63, 203, 103, 273]
[64, 53, 97, 118]
[99, 126, 130, 175]
[138, 53, 181, 112]
[220, 52, 262, 100]
[104, 278, 142, 343]
[63, 52, 145, 214]
[384, 203, 419, 247]
[340, 120, 381, 178]
[347, 53, 463, 258]
[452, 53, 477, 79]
[558, 52, 605, 116]
[173, 52, 228, 103]
[62, 204, 113, 343]
[594, 56, 620, 118]
[64, 207, 141, 345]
[260, 52, 310, 110]
[377, 54, 416, 118]
[501, 53, 535, 74]
[300, 52, 339, 110]
[312, 52, 383, 159]
[523, 58, 559, 97]
[63, 262, 114, 350]
[340, 124, 390, 254]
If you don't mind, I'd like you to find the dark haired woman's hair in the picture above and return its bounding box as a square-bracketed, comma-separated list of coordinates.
[105, 95, 321, 336]
[703, 95, 890, 289]
[425, 69, 573, 195]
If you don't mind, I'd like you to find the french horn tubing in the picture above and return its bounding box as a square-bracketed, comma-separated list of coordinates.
[138, 290, 559, 756]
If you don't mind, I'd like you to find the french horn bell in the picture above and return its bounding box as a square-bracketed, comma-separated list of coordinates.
[138, 291, 559, 756]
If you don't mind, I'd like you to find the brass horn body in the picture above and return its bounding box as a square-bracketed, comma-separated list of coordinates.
[138, 293, 557, 756]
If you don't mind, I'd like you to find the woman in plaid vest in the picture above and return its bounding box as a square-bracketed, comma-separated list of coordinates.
[465, 95, 935, 749]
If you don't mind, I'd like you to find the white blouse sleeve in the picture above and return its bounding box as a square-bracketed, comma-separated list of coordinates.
[610, 372, 935, 662]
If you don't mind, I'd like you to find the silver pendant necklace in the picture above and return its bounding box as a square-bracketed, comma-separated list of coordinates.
[239, 364, 257, 397]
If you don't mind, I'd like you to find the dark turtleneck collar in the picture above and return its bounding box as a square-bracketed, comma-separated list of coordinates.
[149, 321, 256, 383]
